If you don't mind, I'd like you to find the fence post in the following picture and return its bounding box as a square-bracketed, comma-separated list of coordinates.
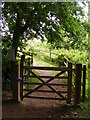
[74, 63, 82, 105]
[27, 58, 30, 66]
[39, 49, 41, 60]
[67, 62, 72, 104]
[82, 65, 86, 101]
[17, 61, 20, 102]
[50, 50, 52, 62]
[31, 53, 33, 65]
[20, 55, 25, 101]
[11, 61, 18, 102]
[29, 51, 31, 66]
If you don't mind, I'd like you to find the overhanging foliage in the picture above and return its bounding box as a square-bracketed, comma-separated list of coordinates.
[2, 2, 88, 56]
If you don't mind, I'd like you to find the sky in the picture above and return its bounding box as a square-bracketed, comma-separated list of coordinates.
[78, 1, 88, 20]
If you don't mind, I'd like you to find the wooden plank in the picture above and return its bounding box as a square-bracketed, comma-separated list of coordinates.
[64, 62, 68, 67]
[64, 56, 75, 66]
[82, 65, 86, 101]
[23, 89, 67, 93]
[67, 62, 72, 104]
[23, 82, 68, 86]
[74, 63, 82, 105]
[23, 75, 68, 79]
[23, 66, 74, 71]
[64, 56, 70, 62]
[11, 61, 18, 102]
[23, 96, 66, 100]
[17, 62, 20, 102]
[20, 55, 25, 101]
[24, 66, 75, 72]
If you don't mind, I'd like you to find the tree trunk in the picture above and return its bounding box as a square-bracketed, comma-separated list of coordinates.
[12, 9, 31, 58]
[12, 11, 22, 58]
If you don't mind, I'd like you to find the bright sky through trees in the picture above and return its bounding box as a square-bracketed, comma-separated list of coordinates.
[1, 2, 88, 54]
[78, 1, 88, 20]
[1, 1, 88, 36]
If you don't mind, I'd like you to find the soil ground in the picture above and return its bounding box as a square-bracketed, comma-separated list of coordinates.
[2, 62, 89, 119]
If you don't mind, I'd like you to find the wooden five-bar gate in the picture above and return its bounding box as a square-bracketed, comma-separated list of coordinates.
[21, 55, 73, 104]
[11, 54, 86, 105]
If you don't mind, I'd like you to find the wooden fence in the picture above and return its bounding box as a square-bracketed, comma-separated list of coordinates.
[11, 54, 86, 105]
[33, 49, 58, 62]
[64, 56, 86, 103]
[17, 50, 33, 66]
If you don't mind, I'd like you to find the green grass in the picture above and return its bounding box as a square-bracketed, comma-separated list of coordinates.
[24, 69, 40, 89]
[34, 55, 57, 67]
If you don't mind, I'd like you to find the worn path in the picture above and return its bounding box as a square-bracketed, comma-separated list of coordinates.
[2, 61, 88, 119]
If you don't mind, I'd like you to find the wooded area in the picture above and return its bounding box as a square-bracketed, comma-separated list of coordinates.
[2, 1, 89, 119]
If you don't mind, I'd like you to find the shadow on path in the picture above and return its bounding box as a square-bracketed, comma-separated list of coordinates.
[2, 99, 74, 119]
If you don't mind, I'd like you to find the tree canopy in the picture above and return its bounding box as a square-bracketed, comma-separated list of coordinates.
[2, 2, 88, 57]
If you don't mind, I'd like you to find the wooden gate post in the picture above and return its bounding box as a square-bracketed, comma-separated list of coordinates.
[82, 65, 86, 101]
[74, 63, 82, 105]
[20, 55, 25, 101]
[17, 61, 20, 102]
[11, 61, 19, 102]
[67, 62, 72, 104]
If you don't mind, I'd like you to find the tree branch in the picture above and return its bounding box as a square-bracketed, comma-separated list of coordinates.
[20, 8, 37, 34]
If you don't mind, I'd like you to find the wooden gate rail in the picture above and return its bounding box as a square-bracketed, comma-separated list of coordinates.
[24, 96, 66, 100]
[23, 89, 68, 93]
[23, 82, 68, 86]
[23, 66, 75, 71]
[23, 75, 68, 79]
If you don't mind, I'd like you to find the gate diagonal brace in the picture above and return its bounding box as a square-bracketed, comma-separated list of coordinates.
[23, 69, 66, 99]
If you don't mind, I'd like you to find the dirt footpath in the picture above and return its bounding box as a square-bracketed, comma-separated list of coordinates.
[2, 62, 89, 119]
[2, 100, 72, 119]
